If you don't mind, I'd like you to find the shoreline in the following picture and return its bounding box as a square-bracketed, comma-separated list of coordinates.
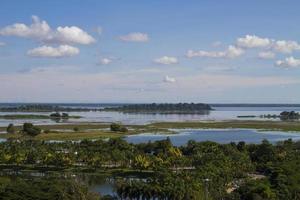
[0, 120, 300, 141]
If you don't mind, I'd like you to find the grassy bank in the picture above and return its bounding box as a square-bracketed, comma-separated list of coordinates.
[0, 123, 110, 132]
[150, 120, 300, 132]
[1, 120, 300, 141]
[0, 130, 127, 140]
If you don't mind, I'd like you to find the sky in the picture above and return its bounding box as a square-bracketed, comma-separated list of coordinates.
[0, 0, 300, 103]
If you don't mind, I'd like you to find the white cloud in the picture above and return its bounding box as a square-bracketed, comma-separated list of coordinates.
[236, 35, 271, 48]
[235, 35, 300, 54]
[119, 32, 149, 42]
[27, 45, 79, 58]
[154, 56, 178, 65]
[272, 40, 300, 54]
[187, 45, 244, 59]
[0, 15, 50, 39]
[0, 16, 95, 45]
[275, 57, 300, 68]
[258, 51, 275, 59]
[46, 26, 95, 45]
[164, 75, 176, 83]
[99, 58, 113, 65]
[0, 42, 5, 46]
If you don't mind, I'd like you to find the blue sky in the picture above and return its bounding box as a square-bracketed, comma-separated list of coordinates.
[0, 0, 300, 103]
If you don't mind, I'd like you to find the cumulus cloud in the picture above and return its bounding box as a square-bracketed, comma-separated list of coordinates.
[46, 26, 95, 45]
[236, 35, 271, 48]
[119, 32, 149, 42]
[258, 51, 275, 59]
[275, 57, 300, 68]
[154, 56, 178, 65]
[0, 16, 95, 45]
[99, 58, 113, 65]
[272, 40, 300, 54]
[164, 75, 176, 83]
[0, 16, 50, 39]
[186, 45, 244, 59]
[236, 35, 300, 54]
[27, 45, 79, 58]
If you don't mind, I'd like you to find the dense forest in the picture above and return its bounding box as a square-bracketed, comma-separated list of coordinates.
[0, 138, 299, 199]
[0, 177, 103, 200]
[104, 103, 212, 113]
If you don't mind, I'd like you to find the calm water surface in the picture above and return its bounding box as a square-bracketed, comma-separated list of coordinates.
[1, 106, 300, 126]
[126, 129, 300, 146]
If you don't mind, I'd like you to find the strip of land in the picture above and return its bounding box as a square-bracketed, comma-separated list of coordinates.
[149, 120, 300, 131]
[0, 120, 300, 141]
[0, 114, 81, 120]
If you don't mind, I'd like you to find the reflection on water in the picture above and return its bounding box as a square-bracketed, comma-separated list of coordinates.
[0, 106, 300, 126]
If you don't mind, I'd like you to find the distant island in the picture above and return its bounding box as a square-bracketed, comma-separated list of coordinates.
[0, 112, 81, 120]
[237, 111, 300, 121]
[212, 104, 300, 107]
[103, 103, 212, 113]
[0, 104, 99, 112]
[261, 111, 300, 120]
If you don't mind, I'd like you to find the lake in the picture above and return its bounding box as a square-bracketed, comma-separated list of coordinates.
[0, 105, 300, 126]
[126, 129, 300, 146]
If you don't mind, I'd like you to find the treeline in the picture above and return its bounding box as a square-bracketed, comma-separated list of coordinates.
[0, 113, 81, 120]
[0, 138, 300, 199]
[5, 122, 128, 134]
[261, 111, 300, 120]
[211, 104, 300, 107]
[0, 104, 98, 112]
[104, 103, 212, 113]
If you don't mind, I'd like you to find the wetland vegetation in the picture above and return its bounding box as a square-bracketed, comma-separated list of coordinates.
[1, 120, 300, 141]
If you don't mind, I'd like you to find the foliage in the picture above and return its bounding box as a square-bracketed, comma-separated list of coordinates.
[110, 123, 128, 132]
[0, 138, 299, 199]
[0, 178, 100, 200]
[280, 111, 300, 120]
[22, 123, 41, 136]
[50, 112, 70, 118]
[6, 124, 15, 134]
[104, 103, 212, 113]
[0, 104, 96, 112]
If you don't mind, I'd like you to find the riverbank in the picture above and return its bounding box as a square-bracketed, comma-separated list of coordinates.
[0, 122, 173, 140]
[0, 120, 300, 141]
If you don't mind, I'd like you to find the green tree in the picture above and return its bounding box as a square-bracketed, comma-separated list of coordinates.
[6, 123, 15, 134]
[22, 123, 41, 136]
